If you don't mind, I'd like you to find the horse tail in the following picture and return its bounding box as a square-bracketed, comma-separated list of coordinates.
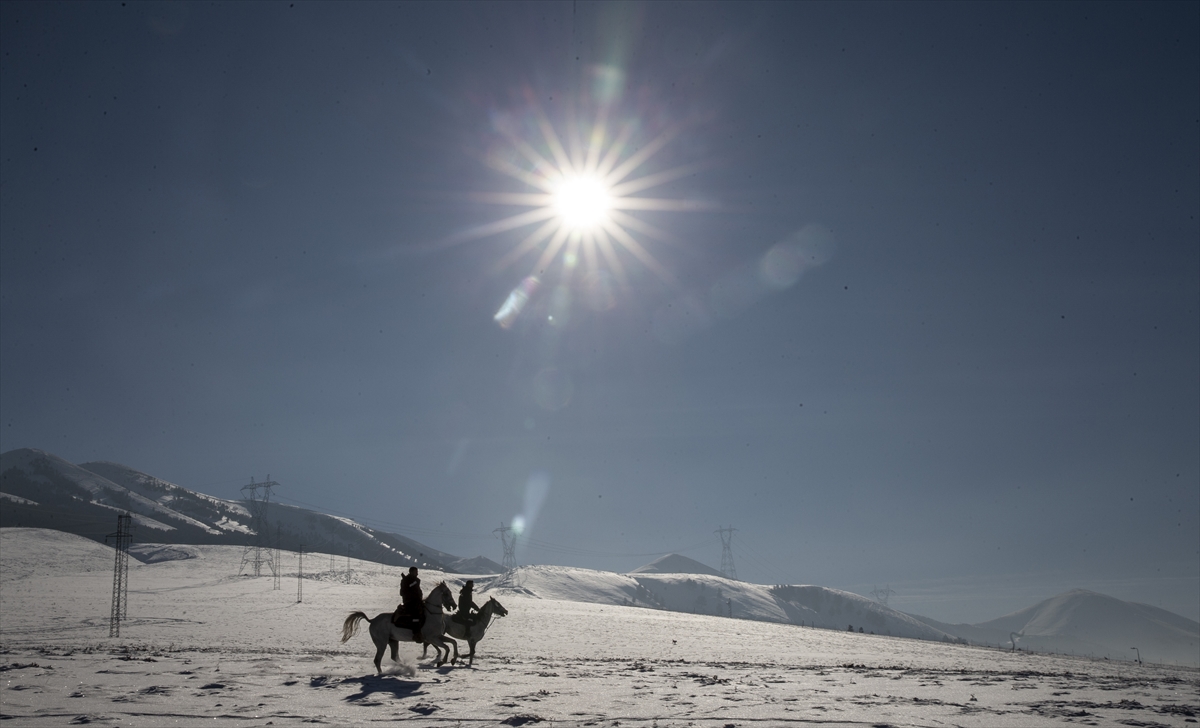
[341, 611, 369, 643]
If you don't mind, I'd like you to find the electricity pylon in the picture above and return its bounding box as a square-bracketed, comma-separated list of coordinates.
[106, 513, 133, 637]
[494, 523, 517, 571]
[716, 525, 737, 581]
[870, 584, 896, 606]
[238, 475, 280, 577]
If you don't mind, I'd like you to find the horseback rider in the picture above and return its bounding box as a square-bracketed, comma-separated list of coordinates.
[455, 579, 480, 627]
[392, 566, 425, 641]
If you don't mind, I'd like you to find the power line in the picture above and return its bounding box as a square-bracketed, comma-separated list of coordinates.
[518, 534, 719, 559]
[276, 492, 721, 561]
[735, 533, 801, 585]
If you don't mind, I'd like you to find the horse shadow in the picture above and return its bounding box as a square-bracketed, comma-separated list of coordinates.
[333, 675, 426, 703]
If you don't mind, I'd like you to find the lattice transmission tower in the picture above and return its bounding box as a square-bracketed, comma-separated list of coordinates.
[870, 584, 896, 606]
[106, 513, 133, 637]
[238, 476, 280, 577]
[716, 525, 737, 581]
[494, 523, 517, 571]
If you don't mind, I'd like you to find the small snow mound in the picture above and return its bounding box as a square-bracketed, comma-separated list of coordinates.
[630, 553, 723, 577]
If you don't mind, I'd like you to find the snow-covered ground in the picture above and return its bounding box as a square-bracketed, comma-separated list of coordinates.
[2, 528, 1197, 726]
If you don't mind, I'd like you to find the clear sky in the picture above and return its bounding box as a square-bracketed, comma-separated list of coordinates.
[2, 1, 1197, 624]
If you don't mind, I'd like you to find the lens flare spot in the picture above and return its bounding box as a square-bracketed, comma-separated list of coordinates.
[760, 224, 836, 290]
[494, 275, 541, 329]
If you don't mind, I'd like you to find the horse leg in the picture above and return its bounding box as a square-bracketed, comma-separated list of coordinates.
[443, 635, 459, 664]
[432, 637, 451, 666]
[389, 638, 399, 663]
[468, 639, 477, 666]
[369, 619, 388, 675]
[372, 635, 387, 675]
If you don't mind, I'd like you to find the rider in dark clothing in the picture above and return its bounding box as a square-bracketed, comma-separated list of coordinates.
[455, 580, 479, 626]
[393, 567, 425, 641]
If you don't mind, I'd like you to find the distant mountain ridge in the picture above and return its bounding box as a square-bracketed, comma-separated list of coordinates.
[907, 589, 1199, 667]
[3, 448, 1195, 665]
[484, 564, 965, 644]
[0, 447, 493, 572]
[626, 556, 1198, 667]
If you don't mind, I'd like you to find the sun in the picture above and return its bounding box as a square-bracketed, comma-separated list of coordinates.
[552, 175, 611, 231]
[442, 89, 713, 327]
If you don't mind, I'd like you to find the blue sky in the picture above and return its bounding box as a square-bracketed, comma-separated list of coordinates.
[2, 1, 1197, 623]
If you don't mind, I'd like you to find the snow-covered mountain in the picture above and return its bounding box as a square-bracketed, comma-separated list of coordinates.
[0, 448, 485, 572]
[482, 564, 965, 644]
[629, 552, 724, 577]
[909, 589, 1200, 667]
[5, 448, 1195, 666]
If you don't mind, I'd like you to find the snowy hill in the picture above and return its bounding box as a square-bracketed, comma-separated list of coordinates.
[0, 448, 235, 542]
[0, 448, 478, 572]
[3, 527, 1195, 728]
[629, 552, 724, 577]
[446, 555, 505, 574]
[960, 589, 1199, 666]
[483, 564, 964, 643]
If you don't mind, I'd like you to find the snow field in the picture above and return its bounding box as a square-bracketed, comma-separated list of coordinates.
[2, 528, 1197, 726]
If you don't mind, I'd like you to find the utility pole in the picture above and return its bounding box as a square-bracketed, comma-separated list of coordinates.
[106, 513, 133, 637]
[494, 523, 517, 571]
[716, 525, 737, 581]
[273, 524, 281, 590]
[296, 547, 304, 603]
[238, 476, 279, 577]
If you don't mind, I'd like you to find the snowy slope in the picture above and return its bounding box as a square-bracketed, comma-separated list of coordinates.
[0, 448, 210, 537]
[630, 553, 724, 577]
[446, 555, 505, 574]
[483, 564, 963, 643]
[3, 527, 1196, 728]
[966, 589, 1200, 666]
[1, 448, 471, 571]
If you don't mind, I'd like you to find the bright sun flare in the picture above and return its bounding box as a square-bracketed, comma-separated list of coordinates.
[553, 175, 612, 231]
[447, 93, 714, 328]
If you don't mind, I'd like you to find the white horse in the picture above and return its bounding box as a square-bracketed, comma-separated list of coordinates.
[423, 596, 508, 666]
[341, 581, 458, 672]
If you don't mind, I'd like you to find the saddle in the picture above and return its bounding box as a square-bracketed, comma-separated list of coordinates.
[391, 606, 426, 641]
